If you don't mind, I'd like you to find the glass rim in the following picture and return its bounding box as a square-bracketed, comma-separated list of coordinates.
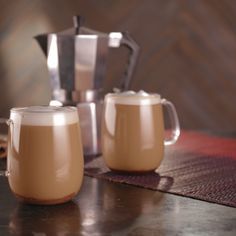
[105, 92, 162, 105]
[10, 106, 77, 114]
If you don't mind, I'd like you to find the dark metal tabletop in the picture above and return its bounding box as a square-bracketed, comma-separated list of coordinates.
[0, 159, 236, 236]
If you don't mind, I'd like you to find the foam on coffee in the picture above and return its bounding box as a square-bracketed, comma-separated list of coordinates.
[106, 90, 162, 105]
[10, 106, 78, 126]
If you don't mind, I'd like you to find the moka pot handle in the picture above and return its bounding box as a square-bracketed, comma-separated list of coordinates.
[109, 31, 140, 91]
[119, 31, 140, 90]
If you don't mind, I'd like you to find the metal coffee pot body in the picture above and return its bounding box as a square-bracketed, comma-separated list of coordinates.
[35, 23, 139, 156]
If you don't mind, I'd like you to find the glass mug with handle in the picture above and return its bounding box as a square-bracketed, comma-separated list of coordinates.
[0, 106, 84, 205]
[101, 91, 180, 173]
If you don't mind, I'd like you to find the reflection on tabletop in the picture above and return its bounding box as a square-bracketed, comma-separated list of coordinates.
[9, 201, 81, 235]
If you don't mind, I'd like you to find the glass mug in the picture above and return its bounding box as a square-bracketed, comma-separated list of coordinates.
[101, 92, 180, 173]
[0, 106, 84, 205]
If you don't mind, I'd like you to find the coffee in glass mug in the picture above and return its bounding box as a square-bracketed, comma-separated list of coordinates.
[101, 91, 180, 173]
[0, 106, 84, 205]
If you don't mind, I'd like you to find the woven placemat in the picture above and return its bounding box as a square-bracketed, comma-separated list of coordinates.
[84, 131, 236, 208]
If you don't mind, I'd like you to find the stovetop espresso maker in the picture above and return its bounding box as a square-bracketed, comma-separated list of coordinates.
[35, 16, 139, 156]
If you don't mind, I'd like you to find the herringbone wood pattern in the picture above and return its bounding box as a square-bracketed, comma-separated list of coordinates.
[0, 0, 236, 131]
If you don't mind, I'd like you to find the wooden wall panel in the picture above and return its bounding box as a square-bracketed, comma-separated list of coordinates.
[0, 0, 236, 131]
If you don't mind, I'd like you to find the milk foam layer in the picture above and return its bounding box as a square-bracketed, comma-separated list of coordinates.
[106, 90, 161, 105]
[10, 106, 79, 126]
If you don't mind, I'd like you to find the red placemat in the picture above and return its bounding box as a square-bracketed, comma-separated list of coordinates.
[84, 131, 236, 208]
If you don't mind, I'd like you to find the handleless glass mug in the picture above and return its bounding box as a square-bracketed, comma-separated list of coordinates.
[0, 106, 84, 205]
[101, 92, 180, 173]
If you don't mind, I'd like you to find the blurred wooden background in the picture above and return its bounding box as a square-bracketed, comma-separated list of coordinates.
[1, 0, 236, 131]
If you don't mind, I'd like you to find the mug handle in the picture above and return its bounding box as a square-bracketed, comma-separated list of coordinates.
[161, 99, 180, 146]
[0, 118, 11, 177]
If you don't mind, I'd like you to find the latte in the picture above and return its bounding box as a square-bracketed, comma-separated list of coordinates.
[7, 106, 84, 204]
[102, 92, 165, 173]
